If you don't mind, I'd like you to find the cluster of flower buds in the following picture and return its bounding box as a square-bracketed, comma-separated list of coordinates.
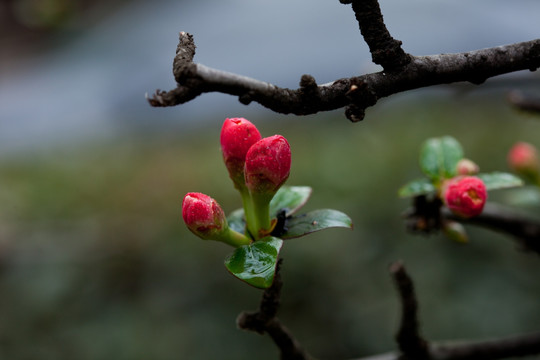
[221, 118, 291, 238]
[442, 176, 487, 218]
[508, 142, 540, 184]
[182, 117, 291, 244]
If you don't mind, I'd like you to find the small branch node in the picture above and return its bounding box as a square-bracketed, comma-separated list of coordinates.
[345, 104, 366, 122]
[344, 78, 378, 122]
[299, 74, 321, 105]
[404, 195, 444, 235]
[173, 32, 197, 83]
[239, 91, 255, 105]
[299, 74, 317, 89]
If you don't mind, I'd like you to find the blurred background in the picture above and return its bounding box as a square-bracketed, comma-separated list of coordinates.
[1, 0, 540, 359]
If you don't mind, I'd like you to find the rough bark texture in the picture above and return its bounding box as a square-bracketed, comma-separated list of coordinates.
[148, 34, 540, 122]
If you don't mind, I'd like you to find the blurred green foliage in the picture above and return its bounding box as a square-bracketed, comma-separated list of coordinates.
[0, 95, 540, 359]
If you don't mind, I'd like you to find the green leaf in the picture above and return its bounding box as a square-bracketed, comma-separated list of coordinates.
[227, 208, 246, 234]
[477, 172, 524, 190]
[398, 178, 437, 198]
[420, 136, 464, 181]
[270, 186, 312, 217]
[224, 237, 283, 289]
[281, 209, 353, 239]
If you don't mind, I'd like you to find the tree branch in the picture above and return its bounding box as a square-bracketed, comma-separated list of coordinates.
[405, 196, 540, 256]
[430, 331, 540, 360]
[348, 0, 410, 70]
[390, 261, 429, 359]
[443, 202, 540, 255]
[508, 91, 540, 115]
[236, 260, 314, 360]
[351, 331, 540, 360]
[147, 32, 540, 122]
[352, 263, 540, 360]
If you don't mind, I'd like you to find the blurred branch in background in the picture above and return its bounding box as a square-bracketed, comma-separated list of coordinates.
[390, 261, 429, 360]
[508, 91, 540, 115]
[445, 203, 540, 255]
[406, 197, 540, 255]
[351, 263, 540, 360]
[237, 260, 313, 360]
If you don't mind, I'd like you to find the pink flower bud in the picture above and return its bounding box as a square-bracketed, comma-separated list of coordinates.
[245, 135, 291, 195]
[443, 176, 487, 218]
[456, 158, 479, 176]
[182, 192, 227, 240]
[507, 142, 539, 178]
[220, 118, 262, 188]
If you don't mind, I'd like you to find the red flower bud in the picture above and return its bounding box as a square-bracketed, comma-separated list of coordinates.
[456, 158, 479, 176]
[507, 142, 539, 180]
[443, 176, 487, 218]
[220, 118, 262, 188]
[182, 192, 227, 240]
[245, 135, 291, 195]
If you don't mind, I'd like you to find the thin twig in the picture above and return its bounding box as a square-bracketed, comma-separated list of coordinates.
[443, 202, 540, 255]
[348, 0, 410, 70]
[390, 261, 429, 359]
[430, 331, 540, 360]
[352, 263, 540, 360]
[405, 197, 540, 255]
[236, 260, 314, 360]
[508, 91, 540, 115]
[350, 330, 540, 360]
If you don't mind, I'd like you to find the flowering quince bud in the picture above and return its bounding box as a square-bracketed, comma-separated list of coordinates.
[245, 135, 291, 195]
[182, 192, 227, 239]
[456, 158, 479, 176]
[220, 118, 262, 189]
[443, 176, 487, 218]
[507, 142, 540, 181]
[182, 192, 250, 246]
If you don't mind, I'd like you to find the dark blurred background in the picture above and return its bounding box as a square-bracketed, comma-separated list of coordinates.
[1, 1, 540, 359]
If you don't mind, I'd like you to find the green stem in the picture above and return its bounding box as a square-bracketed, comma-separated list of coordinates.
[240, 187, 258, 240]
[220, 228, 252, 247]
[251, 193, 272, 238]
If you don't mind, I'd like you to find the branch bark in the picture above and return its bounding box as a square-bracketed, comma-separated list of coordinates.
[349, 0, 410, 70]
[443, 202, 540, 255]
[236, 260, 314, 360]
[404, 196, 540, 256]
[351, 331, 540, 360]
[355, 262, 540, 360]
[390, 261, 429, 359]
[148, 33, 540, 122]
[508, 91, 540, 115]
